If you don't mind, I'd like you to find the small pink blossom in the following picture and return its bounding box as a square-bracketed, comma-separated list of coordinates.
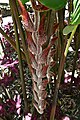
[25, 113, 32, 120]
[16, 95, 21, 109]
[14, 94, 21, 115]
[62, 116, 70, 120]
[0, 105, 2, 110]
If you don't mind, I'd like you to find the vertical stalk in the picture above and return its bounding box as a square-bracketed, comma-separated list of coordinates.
[9, 0, 31, 70]
[64, 25, 78, 56]
[58, 8, 65, 53]
[9, 0, 29, 112]
[58, 8, 65, 83]
[43, 10, 55, 49]
[71, 26, 80, 81]
[68, 0, 73, 22]
[50, 25, 78, 120]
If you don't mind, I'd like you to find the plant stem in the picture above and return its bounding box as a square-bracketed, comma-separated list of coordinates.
[58, 8, 65, 53]
[50, 25, 78, 120]
[64, 25, 78, 56]
[10, 0, 31, 70]
[9, 0, 29, 112]
[43, 10, 55, 49]
[58, 8, 65, 83]
[0, 27, 16, 50]
[71, 25, 80, 81]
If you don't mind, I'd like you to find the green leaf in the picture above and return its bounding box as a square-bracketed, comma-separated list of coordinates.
[39, 0, 67, 10]
[63, 25, 76, 35]
[73, 0, 78, 9]
[70, 0, 80, 25]
[21, 0, 29, 4]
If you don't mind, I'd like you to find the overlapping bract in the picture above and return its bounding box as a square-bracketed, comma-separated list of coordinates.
[18, 0, 58, 114]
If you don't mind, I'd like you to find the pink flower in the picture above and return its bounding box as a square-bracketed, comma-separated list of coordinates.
[16, 95, 21, 108]
[14, 94, 21, 115]
[25, 113, 32, 120]
[62, 116, 70, 120]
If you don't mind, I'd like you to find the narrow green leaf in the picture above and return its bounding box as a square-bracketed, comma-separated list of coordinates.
[71, 12, 80, 25]
[70, 0, 80, 25]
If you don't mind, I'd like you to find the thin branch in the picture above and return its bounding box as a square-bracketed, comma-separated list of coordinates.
[0, 27, 16, 50]
[50, 25, 78, 120]
[71, 26, 80, 81]
[64, 25, 78, 56]
[9, 0, 29, 112]
[9, 0, 31, 70]
[43, 10, 55, 49]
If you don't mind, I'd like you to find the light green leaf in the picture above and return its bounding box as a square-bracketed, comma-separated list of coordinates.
[63, 25, 76, 35]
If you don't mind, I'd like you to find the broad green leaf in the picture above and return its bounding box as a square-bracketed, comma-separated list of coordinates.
[63, 25, 76, 35]
[39, 0, 67, 10]
[21, 0, 29, 4]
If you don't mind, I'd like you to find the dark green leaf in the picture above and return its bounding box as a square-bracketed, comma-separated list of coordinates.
[39, 0, 67, 10]
[21, 0, 29, 4]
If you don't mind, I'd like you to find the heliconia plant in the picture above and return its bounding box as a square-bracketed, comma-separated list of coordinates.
[0, 0, 80, 119]
[17, 0, 58, 114]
